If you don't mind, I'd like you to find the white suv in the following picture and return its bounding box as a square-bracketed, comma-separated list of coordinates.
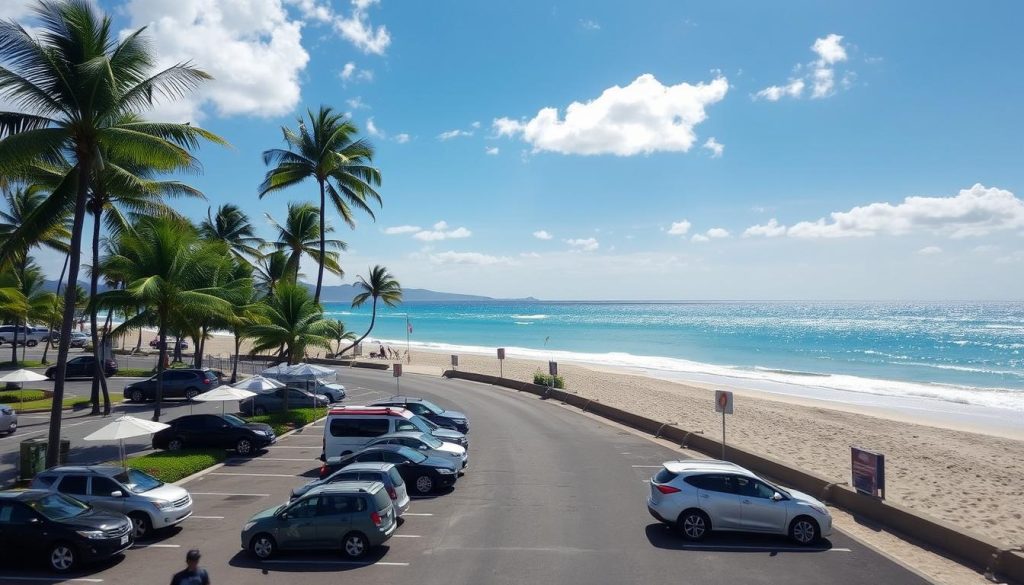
[647, 459, 832, 545]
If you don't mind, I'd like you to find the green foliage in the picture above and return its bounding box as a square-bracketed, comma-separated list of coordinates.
[0, 389, 46, 402]
[533, 373, 565, 389]
[124, 449, 227, 483]
[247, 408, 321, 436]
[266, 201, 345, 281]
[112, 368, 153, 377]
[199, 204, 264, 266]
[247, 282, 332, 364]
[0, 360, 44, 369]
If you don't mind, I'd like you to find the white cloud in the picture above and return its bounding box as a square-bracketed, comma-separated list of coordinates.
[346, 96, 368, 109]
[340, 62, 357, 80]
[566, 237, 599, 252]
[383, 225, 421, 235]
[413, 221, 472, 241]
[755, 33, 850, 101]
[366, 117, 383, 137]
[433, 221, 448, 230]
[485, 146, 500, 155]
[493, 73, 728, 156]
[667, 220, 692, 236]
[471, 121, 481, 129]
[691, 234, 710, 243]
[339, 61, 373, 83]
[743, 218, 786, 238]
[702, 137, 724, 158]
[707, 227, 731, 238]
[438, 129, 472, 140]
[579, 19, 600, 30]
[395, 133, 410, 144]
[918, 246, 943, 255]
[429, 251, 514, 266]
[973, 245, 999, 253]
[0, 1, 33, 20]
[332, 0, 391, 55]
[533, 230, 553, 240]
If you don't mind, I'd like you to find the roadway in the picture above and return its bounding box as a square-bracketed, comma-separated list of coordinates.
[0, 363, 931, 584]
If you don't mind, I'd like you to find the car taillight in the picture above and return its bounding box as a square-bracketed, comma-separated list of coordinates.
[203, 378, 212, 384]
[319, 464, 328, 479]
[655, 484, 681, 495]
[370, 511, 382, 526]
[386, 486, 396, 500]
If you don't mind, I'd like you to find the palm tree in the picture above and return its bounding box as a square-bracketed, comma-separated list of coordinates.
[199, 203, 264, 266]
[325, 319, 356, 358]
[253, 250, 289, 297]
[0, 0, 222, 466]
[95, 218, 232, 420]
[266, 202, 346, 283]
[260, 106, 382, 304]
[340, 265, 402, 356]
[224, 277, 258, 383]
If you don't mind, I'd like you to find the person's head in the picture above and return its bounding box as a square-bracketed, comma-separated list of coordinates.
[186, 549, 201, 570]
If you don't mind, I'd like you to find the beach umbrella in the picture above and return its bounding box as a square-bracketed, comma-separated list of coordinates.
[0, 368, 49, 391]
[83, 415, 170, 470]
[284, 363, 336, 380]
[261, 363, 294, 377]
[193, 385, 257, 415]
[231, 375, 284, 392]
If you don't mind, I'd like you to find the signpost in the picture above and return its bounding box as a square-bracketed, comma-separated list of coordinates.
[714, 390, 734, 460]
[451, 354, 459, 371]
[851, 447, 885, 499]
[548, 361, 558, 389]
[497, 348, 505, 378]
[393, 363, 402, 393]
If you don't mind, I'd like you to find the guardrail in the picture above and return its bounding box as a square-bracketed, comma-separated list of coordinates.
[442, 369, 1023, 585]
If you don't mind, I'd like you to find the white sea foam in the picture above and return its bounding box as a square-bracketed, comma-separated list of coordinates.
[510, 314, 548, 320]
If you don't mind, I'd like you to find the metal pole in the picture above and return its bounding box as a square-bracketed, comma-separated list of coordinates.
[405, 314, 411, 364]
[721, 412, 726, 460]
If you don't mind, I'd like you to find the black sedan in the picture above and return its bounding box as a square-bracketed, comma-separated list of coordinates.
[152, 413, 276, 456]
[0, 490, 133, 573]
[321, 444, 458, 495]
[44, 355, 118, 380]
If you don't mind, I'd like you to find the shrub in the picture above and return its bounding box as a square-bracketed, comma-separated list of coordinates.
[113, 368, 154, 377]
[533, 372, 565, 389]
[0, 360, 44, 369]
[124, 449, 227, 483]
[247, 408, 321, 436]
[0, 389, 46, 403]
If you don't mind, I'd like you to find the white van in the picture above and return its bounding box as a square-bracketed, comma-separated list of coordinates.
[322, 406, 431, 459]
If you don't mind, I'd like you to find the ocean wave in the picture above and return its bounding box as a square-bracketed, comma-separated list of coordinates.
[752, 366, 830, 378]
[898, 362, 1024, 377]
[511, 314, 548, 320]
[514, 321, 532, 325]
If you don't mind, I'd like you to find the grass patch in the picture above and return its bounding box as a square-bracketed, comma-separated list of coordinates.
[247, 408, 321, 436]
[533, 372, 565, 389]
[113, 368, 154, 377]
[0, 389, 47, 403]
[4, 392, 125, 411]
[0, 360, 45, 370]
[124, 449, 227, 483]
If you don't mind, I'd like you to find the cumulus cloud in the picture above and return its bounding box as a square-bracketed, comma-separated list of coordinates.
[0, 0, 33, 20]
[566, 237, 599, 252]
[755, 33, 850, 101]
[429, 251, 514, 266]
[413, 221, 473, 241]
[485, 146, 500, 155]
[332, 0, 391, 55]
[493, 73, 728, 156]
[917, 246, 943, 255]
[366, 117, 383, 137]
[383, 225, 421, 235]
[579, 19, 600, 30]
[438, 129, 472, 140]
[691, 234, 710, 243]
[743, 218, 786, 238]
[533, 230, 553, 240]
[339, 61, 374, 83]
[702, 137, 724, 158]
[346, 96, 368, 109]
[706, 227, 731, 238]
[667, 220, 692, 236]
[394, 133, 410, 144]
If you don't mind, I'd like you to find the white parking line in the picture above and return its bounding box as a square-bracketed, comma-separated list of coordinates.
[268, 445, 319, 449]
[190, 492, 270, 497]
[262, 560, 409, 567]
[391, 534, 421, 538]
[402, 513, 433, 517]
[631, 465, 662, 468]
[230, 457, 312, 462]
[188, 515, 225, 519]
[210, 472, 297, 478]
[678, 545, 852, 552]
[132, 543, 181, 549]
[0, 577, 103, 583]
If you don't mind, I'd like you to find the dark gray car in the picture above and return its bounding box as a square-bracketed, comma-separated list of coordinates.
[123, 369, 219, 402]
[238, 387, 330, 415]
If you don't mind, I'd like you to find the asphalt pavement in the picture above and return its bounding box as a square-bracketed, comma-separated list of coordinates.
[0, 363, 932, 584]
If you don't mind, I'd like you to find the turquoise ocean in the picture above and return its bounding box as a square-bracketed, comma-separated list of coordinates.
[322, 301, 1024, 413]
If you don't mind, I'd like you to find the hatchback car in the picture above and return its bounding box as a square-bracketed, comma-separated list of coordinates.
[0, 490, 133, 573]
[291, 462, 410, 517]
[370, 396, 469, 433]
[45, 355, 118, 380]
[647, 460, 833, 545]
[0, 403, 16, 435]
[123, 368, 219, 402]
[285, 380, 346, 403]
[242, 481, 396, 560]
[152, 413, 276, 456]
[321, 444, 458, 495]
[366, 431, 468, 471]
[67, 331, 89, 348]
[238, 387, 329, 415]
[31, 466, 192, 540]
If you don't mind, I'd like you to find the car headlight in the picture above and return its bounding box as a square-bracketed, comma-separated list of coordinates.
[436, 468, 455, 475]
[1, 407, 12, 415]
[254, 430, 269, 436]
[152, 500, 174, 511]
[243, 521, 257, 532]
[808, 504, 829, 516]
[76, 530, 105, 539]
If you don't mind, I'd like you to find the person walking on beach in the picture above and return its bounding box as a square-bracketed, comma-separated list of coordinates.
[170, 549, 210, 585]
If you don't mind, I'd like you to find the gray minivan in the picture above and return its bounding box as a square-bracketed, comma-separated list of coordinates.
[291, 462, 410, 517]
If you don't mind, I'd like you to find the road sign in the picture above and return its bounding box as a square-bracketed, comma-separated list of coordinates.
[451, 354, 459, 367]
[393, 363, 402, 377]
[549, 361, 558, 376]
[714, 390, 734, 414]
[497, 348, 505, 360]
[851, 447, 885, 499]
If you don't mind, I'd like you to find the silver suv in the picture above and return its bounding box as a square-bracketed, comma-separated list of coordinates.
[647, 460, 832, 545]
[31, 466, 193, 540]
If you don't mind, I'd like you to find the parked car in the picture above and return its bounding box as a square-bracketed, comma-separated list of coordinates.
[0, 489, 133, 573]
[123, 368, 218, 402]
[0, 325, 50, 347]
[0, 403, 16, 435]
[365, 431, 468, 471]
[370, 396, 469, 433]
[31, 466, 192, 540]
[284, 379, 346, 403]
[148, 338, 189, 350]
[321, 444, 458, 495]
[242, 482, 396, 560]
[66, 331, 89, 348]
[152, 413, 276, 456]
[322, 406, 468, 460]
[290, 462, 410, 517]
[238, 387, 329, 415]
[44, 355, 118, 380]
[647, 459, 833, 545]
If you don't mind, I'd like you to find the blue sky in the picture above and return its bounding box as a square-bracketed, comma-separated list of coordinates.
[5, 0, 1024, 300]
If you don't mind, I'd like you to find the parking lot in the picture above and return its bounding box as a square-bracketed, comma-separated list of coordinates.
[0, 367, 931, 584]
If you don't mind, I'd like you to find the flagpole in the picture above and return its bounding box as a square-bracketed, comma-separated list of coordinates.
[405, 314, 411, 364]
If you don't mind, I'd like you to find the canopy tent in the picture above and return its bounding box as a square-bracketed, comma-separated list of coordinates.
[261, 362, 337, 381]
[193, 385, 257, 414]
[231, 375, 284, 392]
[83, 415, 170, 469]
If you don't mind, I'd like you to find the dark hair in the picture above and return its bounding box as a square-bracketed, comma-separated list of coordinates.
[186, 549, 201, 562]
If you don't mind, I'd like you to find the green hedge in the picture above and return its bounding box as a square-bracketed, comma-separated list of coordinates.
[0, 389, 46, 403]
[0, 360, 44, 369]
[533, 372, 565, 388]
[247, 408, 321, 436]
[124, 449, 227, 483]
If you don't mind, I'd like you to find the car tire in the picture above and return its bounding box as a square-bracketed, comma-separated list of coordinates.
[789, 516, 820, 546]
[26, 340, 38, 347]
[249, 533, 276, 560]
[254, 406, 267, 416]
[236, 438, 254, 456]
[167, 437, 184, 451]
[184, 388, 199, 401]
[677, 509, 711, 541]
[130, 389, 144, 403]
[48, 541, 77, 573]
[45, 370, 55, 380]
[413, 474, 434, 495]
[129, 512, 152, 540]
[341, 532, 369, 558]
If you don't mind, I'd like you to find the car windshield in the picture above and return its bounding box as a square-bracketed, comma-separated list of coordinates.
[419, 400, 445, 414]
[115, 469, 164, 493]
[421, 434, 444, 448]
[395, 446, 428, 463]
[223, 414, 247, 427]
[30, 493, 90, 520]
[411, 415, 436, 432]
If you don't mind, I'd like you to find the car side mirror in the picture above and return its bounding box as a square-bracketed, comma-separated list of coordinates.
[772, 492, 783, 502]
[27, 516, 41, 524]
[278, 512, 289, 520]
[110, 490, 123, 498]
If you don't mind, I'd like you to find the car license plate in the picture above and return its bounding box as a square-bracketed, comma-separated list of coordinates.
[120, 534, 128, 545]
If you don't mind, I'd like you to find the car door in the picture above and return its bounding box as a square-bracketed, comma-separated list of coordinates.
[735, 476, 789, 533]
[315, 495, 354, 546]
[280, 496, 322, 549]
[55, 474, 91, 503]
[66, 357, 87, 377]
[690, 474, 743, 530]
[0, 502, 46, 561]
[203, 415, 237, 448]
[88, 475, 129, 516]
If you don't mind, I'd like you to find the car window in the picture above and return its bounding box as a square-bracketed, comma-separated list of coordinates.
[320, 495, 360, 516]
[654, 468, 678, 484]
[735, 476, 777, 499]
[68, 356, 87, 365]
[0, 503, 34, 524]
[90, 476, 123, 497]
[203, 415, 227, 430]
[395, 419, 418, 432]
[394, 446, 428, 463]
[387, 467, 404, 487]
[685, 474, 734, 494]
[33, 474, 57, 488]
[287, 496, 320, 518]
[356, 451, 384, 462]
[57, 475, 88, 496]
[176, 417, 203, 430]
[30, 493, 89, 520]
[398, 438, 420, 449]
[380, 451, 405, 463]
[204, 371, 218, 381]
[329, 472, 360, 483]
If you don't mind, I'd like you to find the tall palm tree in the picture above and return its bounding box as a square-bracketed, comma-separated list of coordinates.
[95, 218, 232, 421]
[0, 0, 222, 465]
[260, 106, 382, 304]
[199, 203, 264, 266]
[248, 281, 331, 368]
[340, 265, 402, 356]
[266, 202, 346, 283]
[253, 250, 289, 297]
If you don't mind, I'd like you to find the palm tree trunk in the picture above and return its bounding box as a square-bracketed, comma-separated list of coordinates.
[46, 162, 90, 468]
[173, 334, 183, 363]
[88, 209, 107, 415]
[100, 306, 113, 414]
[340, 296, 378, 356]
[196, 323, 207, 368]
[133, 309, 143, 352]
[154, 317, 167, 421]
[230, 334, 241, 383]
[42, 253, 70, 365]
[10, 315, 18, 365]
[314, 179, 326, 305]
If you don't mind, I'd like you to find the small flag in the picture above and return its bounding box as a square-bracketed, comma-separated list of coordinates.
[407, 322, 413, 334]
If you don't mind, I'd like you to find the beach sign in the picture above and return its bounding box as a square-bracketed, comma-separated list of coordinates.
[851, 447, 886, 499]
[451, 354, 459, 368]
[549, 361, 558, 376]
[715, 390, 734, 414]
[393, 363, 402, 377]
[497, 347, 506, 378]
[497, 347, 506, 360]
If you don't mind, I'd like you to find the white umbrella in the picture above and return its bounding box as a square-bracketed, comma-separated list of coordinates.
[261, 363, 294, 377]
[0, 368, 48, 383]
[284, 363, 336, 380]
[232, 375, 284, 392]
[193, 385, 257, 414]
[83, 415, 170, 469]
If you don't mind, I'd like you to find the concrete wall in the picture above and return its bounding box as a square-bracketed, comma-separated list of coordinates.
[442, 369, 1022, 585]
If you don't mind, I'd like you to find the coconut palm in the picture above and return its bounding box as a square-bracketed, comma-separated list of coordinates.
[340, 265, 402, 356]
[259, 106, 382, 304]
[253, 250, 289, 297]
[0, 0, 222, 465]
[325, 319, 356, 358]
[199, 203, 264, 266]
[266, 202, 346, 283]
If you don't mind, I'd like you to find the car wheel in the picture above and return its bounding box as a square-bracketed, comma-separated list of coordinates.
[184, 388, 199, 401]
[414, 475, 434, 495]
[129, 512, 152, 540]
[26, 340, 38, 347]
[236, 438, 254, 456]
[249, 533, 276, 560]
[677, 509, 710, 541]
[254, 406, 267, 416]
[167, 437, 184, 451]
[789, 516, 820, 545]
[342, 532, 369, 558]
[130, 389, 144, 402]
[48, 542, 76, 573]
[45, 370, 54, 380]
